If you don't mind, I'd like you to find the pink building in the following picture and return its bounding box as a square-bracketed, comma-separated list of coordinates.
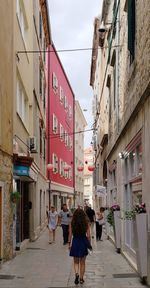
[47, 43, 75, 210]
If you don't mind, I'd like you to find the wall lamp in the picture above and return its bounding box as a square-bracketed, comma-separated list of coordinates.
[98, 21, 112, 37]
[119, 152, 124, 159]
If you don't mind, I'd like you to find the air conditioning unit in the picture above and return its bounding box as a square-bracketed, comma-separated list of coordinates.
[29, 137, 37, 153]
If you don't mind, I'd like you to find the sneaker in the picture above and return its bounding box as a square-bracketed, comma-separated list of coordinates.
[49, 241, 52, 244]
[74, 273, 79, 285]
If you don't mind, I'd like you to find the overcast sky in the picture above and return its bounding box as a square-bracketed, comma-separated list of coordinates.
[48, 0, 103, 147]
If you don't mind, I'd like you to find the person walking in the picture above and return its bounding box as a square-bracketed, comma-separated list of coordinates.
[96, 207, 105, 241]
[48, 206, 58, 244]
[68, 208, 91, 285]
[58, 204, 72, 245]
[85, 205, 96, 238]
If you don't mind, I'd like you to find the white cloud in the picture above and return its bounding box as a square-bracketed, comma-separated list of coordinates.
[48, 0, 103, 147]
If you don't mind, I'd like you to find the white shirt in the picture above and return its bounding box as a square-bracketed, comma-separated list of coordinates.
[48, 211, 58, 230]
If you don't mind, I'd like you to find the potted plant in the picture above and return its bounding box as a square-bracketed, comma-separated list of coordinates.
[10, 191, 21, 204]
[124, 203, 147, 280]
[107, 204, 121, 253]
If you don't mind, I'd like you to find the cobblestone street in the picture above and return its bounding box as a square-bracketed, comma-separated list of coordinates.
[0, 227, 146, 288]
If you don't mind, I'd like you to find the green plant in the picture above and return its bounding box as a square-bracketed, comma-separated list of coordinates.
[107, 204, 120, 226]
[107, 209, 114, 226]
[124, 203, 146, 220]
[10, 191, 21, 204]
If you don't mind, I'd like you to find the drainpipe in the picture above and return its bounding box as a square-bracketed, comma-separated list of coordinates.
[116, 0, 120, 133]
[47, 45, 51, 209]
[73, 96, 75, 207]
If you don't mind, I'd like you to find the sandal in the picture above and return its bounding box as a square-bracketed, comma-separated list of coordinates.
[74, 273, 79, 285]
[80, 278, 84, 284]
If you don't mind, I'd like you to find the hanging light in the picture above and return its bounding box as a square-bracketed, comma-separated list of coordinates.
[88, 165, 95, 172]
[77, 166, 84, 172]
[47, 163, 53, 170]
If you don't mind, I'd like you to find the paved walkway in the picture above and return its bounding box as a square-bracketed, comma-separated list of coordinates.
[0, 227, 146, 288]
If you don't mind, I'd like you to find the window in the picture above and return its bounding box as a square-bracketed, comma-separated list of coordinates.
[39, 65, 42, 96]
[64, 162, 69, 179]
[52, 114, 58, 134]
[52, 72, 58, 93]
[112, 0, 117, 37]
[39, 12, 42, 41]
[113, 62, 116, 110]
[16, 0, 28, 42]
[129, 151, 136, 178]
[64, 131, 69, 146]
[69, 105, 72, 119]
[128, 0, 135, 63]
[43, 82, 46, 110]
[68, 167, 72, 180]
[69, 137, 73, 150]
[59, 159, 64, 176]
[40, 127, 42, 155]
[60, 124, 64, 141]
[52, 153, 58, 173]
[16, 75, 28, 125]
[60, 86, 64, 104]
[43, 137, 46, 160]
[106, 75, 111, 122]
[43, 38, 46, 63]
[64, 96, 68, 111]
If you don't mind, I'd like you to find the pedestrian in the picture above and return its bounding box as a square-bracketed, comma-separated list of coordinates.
[96, 207, 105, 241]
[85, 205, 96, 238]
[58, 203, 72, 245]
[48, 206, 58, 244]
[68, 208, 91, 285]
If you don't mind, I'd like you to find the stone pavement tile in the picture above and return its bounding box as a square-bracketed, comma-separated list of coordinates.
[0, 229, 147, 288]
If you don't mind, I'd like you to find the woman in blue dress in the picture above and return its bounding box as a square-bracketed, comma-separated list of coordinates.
[68, 208, 91, 285]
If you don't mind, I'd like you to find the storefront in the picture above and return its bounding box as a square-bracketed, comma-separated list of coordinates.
[13, 155, 37, 250]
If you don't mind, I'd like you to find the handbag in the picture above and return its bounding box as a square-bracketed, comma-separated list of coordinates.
[98, 219, 105, 225]
[84, 237, 92, 252]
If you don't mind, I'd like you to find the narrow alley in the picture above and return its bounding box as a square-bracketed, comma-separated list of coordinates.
[0, 228, 146, 288]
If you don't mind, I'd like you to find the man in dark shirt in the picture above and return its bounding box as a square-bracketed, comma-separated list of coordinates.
[85, 206, 96, 238]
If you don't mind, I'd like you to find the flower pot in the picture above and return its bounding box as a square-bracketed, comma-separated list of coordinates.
[113, 210, 121, 253]
[135, 213, 147, 278]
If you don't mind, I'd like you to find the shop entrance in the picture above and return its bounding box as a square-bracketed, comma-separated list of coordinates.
[16, 181, 29, 245]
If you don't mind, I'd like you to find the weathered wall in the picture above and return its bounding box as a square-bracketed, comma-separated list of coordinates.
[0, 0, 14, 260]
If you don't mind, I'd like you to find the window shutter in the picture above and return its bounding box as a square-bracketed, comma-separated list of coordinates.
[128, 0, 135, 61]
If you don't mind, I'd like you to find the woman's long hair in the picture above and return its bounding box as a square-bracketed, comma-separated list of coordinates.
[71, 209, 88, 237]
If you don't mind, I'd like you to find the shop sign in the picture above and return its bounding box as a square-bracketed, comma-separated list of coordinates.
[14, 165, 29, 176]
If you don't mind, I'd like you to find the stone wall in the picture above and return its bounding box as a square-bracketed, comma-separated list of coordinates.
[108, 0, 150, 154]
[0, 152, 13, 260]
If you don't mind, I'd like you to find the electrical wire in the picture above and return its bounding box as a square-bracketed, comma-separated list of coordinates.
[16, 45, 121, 55]
[47, 128, 95, 140]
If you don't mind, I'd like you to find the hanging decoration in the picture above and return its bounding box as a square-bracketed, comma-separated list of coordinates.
[77, 166, 84, 172]
[88, 165, 95, 172]
[64, 165, 70, 172]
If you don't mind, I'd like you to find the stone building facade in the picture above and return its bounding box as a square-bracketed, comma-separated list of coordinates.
[74, 100, 87, 207]
[84, 147, 94, 207]
[0, 1, 14, 260]
[13, 0, 51, 250]
[90, 16, 108, 211]
[91, 0, 150, 283]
